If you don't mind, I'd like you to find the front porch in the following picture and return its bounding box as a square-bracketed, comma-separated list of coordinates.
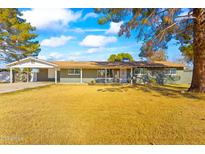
[95, 68, 133, 84]
[59, 68, 134, 84]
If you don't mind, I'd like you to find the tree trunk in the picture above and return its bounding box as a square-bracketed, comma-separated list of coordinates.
[188, 8, 205, 92]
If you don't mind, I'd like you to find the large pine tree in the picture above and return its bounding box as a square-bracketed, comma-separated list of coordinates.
[96, 8, 205, 92]
[0, 8, 40, 62]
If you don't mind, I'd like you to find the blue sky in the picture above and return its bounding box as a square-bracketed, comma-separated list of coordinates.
[1, 8, 183, 68]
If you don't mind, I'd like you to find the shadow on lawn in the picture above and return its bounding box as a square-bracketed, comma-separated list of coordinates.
[97, 84, 204, 100]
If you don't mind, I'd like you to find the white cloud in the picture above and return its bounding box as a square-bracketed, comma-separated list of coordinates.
[38, 55, 47, 60]
[69, 28, 106, 33]
[69, 28, 85, 33]
[84, 29, 106, 32]
[82, 12, 98, 20]
[38, 52, 65, 61]
[22, 8, 82, 29]
[106, 21, 123, 34]
[80, 35, 117, 47]
[85, 43, 138, 54]
[38, 51, 84, 61]
[48, 52, 65, 60]
[86, 48, 103, 54]
[67, 52, 82, 60]
[41, 35, 74, 47]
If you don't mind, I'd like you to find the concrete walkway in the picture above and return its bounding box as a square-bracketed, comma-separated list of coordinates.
[0, 82, 52, 94]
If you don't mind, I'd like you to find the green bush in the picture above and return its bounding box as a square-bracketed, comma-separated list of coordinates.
[89, 80, 96, 85]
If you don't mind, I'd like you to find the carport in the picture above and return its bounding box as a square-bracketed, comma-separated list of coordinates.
[6, 57, 58, 84]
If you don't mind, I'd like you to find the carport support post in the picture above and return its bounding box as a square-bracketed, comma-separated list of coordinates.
[80, 68, 83, 83]
[10, 67, 13, 83]
[54, 68, 57, 84]
[27, 69, 29, 83]
[119, 69, 121, 83]
[131, 68, 133, 85]
[105, 68, 107, 83]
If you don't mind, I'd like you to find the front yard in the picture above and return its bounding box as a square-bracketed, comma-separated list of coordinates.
[0, 84, 205, 144]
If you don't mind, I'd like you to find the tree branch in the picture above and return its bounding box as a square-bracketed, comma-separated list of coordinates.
[153, 23, 177, 41]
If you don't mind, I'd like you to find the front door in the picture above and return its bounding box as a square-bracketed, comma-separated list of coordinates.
[120, 69, 127, 83]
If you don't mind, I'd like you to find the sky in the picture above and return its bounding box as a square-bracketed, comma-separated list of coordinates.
[1, 8, 183, 68]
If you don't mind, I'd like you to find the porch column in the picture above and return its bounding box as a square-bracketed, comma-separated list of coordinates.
[130, 68, 133, 85]
[119, 69, 121, 83]
[27, 69, 29, 83]
[105, 68, 107, 83]
[30, 71, 34, 82]
[10, 67, 13, 83]
[54, 68, 57, 84]
[80, 68, 83, 83]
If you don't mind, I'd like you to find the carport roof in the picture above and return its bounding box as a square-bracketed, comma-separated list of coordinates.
[7, 57, 58, 68]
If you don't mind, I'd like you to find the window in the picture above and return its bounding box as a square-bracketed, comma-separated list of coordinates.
[165, 68, 176, 75]
[134, 68, 147, 75]
[68, 69, 80, 75]
[97, 69, 114, 78]
[170, 68, 177, 75]
[107, 69, 114, 78]
[97, 70, 105, 78]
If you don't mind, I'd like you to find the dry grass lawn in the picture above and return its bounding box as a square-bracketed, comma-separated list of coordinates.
[0, 84, 205, 144]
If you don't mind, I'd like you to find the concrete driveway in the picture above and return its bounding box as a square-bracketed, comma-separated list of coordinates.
[0, 82, 52, 94]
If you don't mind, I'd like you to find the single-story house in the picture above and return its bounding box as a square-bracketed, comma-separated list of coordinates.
[6, 57, 192, 84]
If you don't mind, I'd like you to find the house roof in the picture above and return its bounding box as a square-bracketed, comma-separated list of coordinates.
[6, 57, 184, 69]
[52, 61, 184, 69]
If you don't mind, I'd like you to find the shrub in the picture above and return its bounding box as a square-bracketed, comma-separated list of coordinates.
[89, 80, 96, 85]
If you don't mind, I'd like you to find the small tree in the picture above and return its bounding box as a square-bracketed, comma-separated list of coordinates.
[108, 54, 117, 62]
[108, 52, 134, 62]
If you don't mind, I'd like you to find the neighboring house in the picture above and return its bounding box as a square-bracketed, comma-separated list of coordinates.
[6, 57, 192, 84]
[0, 69, 10, 83]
